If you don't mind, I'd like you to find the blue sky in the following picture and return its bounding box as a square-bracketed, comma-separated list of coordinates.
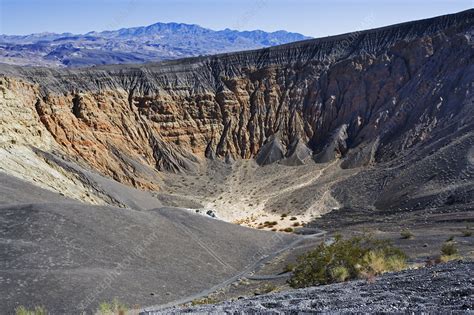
[0, 0, 472, 37]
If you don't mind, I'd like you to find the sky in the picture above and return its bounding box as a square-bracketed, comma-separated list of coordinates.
[0, 0, 472, 38]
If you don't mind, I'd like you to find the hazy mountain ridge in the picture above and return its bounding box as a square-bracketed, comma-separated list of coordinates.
[0, 23, 310, 67]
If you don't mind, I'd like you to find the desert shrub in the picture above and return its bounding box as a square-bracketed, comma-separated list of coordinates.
[15, 306, 28, 315]
[440, 242, 461, 262]
[329, 266, 350, 282]
[461, 226, 472, 237]
[290, 217, 297, 221]
[283, 227, 294, 233]
[283, 263, 295, 272]
[362, 250, 387, 275]
[261, 221, 278, 228]
[264, 221, 278, 226]
[385, 254, 408, 271]
[96, 298, 128, 315]
[400, 229, 413, 239]
[15, 306, 47, 315]
[191, 297, 217, 306]
[281, 214, 288, 218]
[441, 242, 458, 256]
[288, 235, 407, 288]
[293, 222, 300, 227]
[446, 235, 454, 242]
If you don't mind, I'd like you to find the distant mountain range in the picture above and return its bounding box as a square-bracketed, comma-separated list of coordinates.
[0, 23, 310, 67]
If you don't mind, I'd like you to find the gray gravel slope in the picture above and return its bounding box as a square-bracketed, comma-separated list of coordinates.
[154, 261, 473, 314]
[0, 173, 296, 313]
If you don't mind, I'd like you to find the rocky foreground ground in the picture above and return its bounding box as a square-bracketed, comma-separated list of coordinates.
[152, 261, 473, 314]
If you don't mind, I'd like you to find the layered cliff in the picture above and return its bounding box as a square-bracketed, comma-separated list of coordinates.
[0, 10, 473, 212]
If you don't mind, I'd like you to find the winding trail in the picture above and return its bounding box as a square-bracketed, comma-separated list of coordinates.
[246, 272, 292, 281]
[139, 230, 327, 314]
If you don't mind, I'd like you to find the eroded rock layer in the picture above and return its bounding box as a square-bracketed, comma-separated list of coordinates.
[1, 10, 473, 192]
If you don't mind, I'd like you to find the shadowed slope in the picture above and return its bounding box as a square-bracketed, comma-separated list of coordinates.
[0, 174, 295, 313]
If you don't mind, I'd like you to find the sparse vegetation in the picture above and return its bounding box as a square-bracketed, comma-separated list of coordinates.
[330, 265, 350, 282]
[255, 283, 277, 295]
[288, 234, 407, 288]
[290, 217, 297, 221]
[293, 222, 300, 227]
[440, 242, 460, 262]
[96, 298, 128, 315]
[15, 306, 47, 315]
[400, 229, 413, 239]
[283, 227, 294, 233]
[283, 263, 295, 272]
[191, 297, 218, 306]
[281, 213, 288, 218]
[461, 226, 472, 237]
[260, 221, 278, 228]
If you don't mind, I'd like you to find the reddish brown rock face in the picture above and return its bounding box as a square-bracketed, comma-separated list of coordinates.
[1, 10, 473, 192]
[33, 90, 161, 190]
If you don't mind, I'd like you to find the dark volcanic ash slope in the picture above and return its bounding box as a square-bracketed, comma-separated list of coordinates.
[156, 261, 473, 314]
[0, 173, 296, 313]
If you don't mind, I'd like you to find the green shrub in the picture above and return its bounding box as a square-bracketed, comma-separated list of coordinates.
[15, 306, 47, 315]
[288, 235, 407, 288]
[96, 298, 128, 315]
[329, 266, 349, 282]
[441, 242, 458, 256]
[400, 229, 413, 239]
[440, 242, 460, 262]
[283, 263, 295, 272]
[15, 306, 28, 315]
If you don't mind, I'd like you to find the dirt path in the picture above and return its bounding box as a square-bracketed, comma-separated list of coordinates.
[138, 230, 327, 314]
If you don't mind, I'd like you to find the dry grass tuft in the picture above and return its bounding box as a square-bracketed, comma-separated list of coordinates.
[400, 229, 414, 239]
[15, 306, 47, 315]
